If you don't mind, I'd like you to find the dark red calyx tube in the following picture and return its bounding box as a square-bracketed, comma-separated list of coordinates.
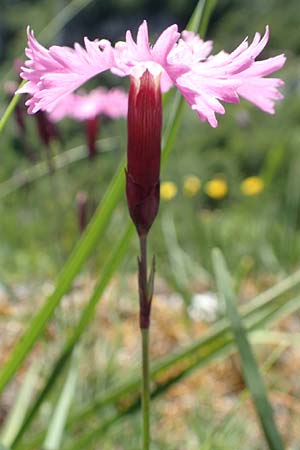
[126, 69, 162, 237]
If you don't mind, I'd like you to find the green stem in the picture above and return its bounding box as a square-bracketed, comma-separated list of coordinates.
[141, 328, 150, 450]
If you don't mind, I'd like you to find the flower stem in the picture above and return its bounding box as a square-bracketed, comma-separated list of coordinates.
[141, 328, 150, 450]
[138, 235, 152, 449]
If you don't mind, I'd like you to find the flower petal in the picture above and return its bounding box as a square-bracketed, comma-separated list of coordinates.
[18, 28, 115, 113]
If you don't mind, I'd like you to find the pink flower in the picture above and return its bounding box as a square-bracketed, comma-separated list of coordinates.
[49, 87, 128, 122]
[18, 21, 286, 127]
[47, 87, 127, 159]
[18, 27, 115, 114]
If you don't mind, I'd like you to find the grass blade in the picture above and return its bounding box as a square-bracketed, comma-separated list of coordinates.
[40, 0, 96, 44]
[0, 362, 40, 448]
[43, 359, 78, 450]
[212, 248, 284, 450]
[0, 81, 26, 135]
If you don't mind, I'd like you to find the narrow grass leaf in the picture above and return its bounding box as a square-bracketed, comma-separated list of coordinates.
[0, 363, 40, 448]
[212, 248, 284, 450]
[0, 81, 26, 135]
[40, 0, 96, 44]
[43, 360, 78, 450]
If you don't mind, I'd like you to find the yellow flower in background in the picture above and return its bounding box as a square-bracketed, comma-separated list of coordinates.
[205, 178, 228, 199]
[241, 176, 264, 196]
[160, 181, 178, 201]
[183, 175, 202, 197]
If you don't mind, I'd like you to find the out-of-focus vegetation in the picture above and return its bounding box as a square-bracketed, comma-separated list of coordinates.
[0, 1, 300, 449]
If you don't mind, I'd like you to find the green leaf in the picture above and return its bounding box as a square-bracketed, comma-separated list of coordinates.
[212, 248, 284, 450]
[43, 357, 78, 450]
[40, 0, 97, 44]
[0, 363, 40, 448]
[186, 0, 216, 35]
[0, 81, 26, 135]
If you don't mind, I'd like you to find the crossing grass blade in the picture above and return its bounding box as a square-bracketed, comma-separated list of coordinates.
[40, 0, 96, 44]
[0, 362, 40, 448]
[212, 248, 284, 450]
[43, 359, 78, 450]
[0, 81, 26, 135]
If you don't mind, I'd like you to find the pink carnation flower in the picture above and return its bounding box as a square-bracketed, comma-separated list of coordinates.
[48, 87, 127, 159]
[18, 20, 285, 127]
[49, 87, 128, 122]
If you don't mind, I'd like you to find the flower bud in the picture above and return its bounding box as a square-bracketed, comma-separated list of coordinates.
[126, 70, 162, 236]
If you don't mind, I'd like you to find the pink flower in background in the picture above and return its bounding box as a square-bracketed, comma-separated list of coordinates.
[48, 87, 127, 158]
[49, 87, 127, 122]
[18, 21, 285, 127]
